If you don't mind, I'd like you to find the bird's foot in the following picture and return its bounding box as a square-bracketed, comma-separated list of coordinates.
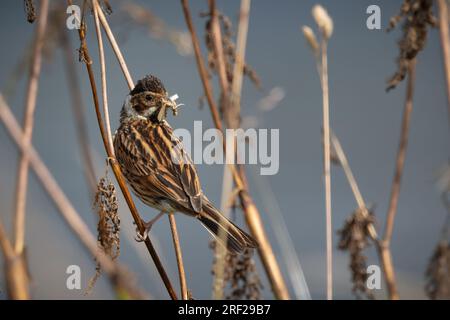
[134, 220, 152, 242]
[133, 211, 165, 242]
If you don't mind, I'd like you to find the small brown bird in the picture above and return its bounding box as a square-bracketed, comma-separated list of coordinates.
[113, 75, 257, 253]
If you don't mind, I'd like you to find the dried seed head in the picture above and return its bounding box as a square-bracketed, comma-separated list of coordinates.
[210, 241, 262, 300]
[302, 26, 319, 55]
[226, 248, 262, 300]
[338, 208, 376, 299]
[24, 0, 36, 23]
[95, 176, 120, 259]
[425, 240, 450, 299]
[86, 173, 121, 295]
[312, 5, 333, 39]
[386, 0, 437, 91]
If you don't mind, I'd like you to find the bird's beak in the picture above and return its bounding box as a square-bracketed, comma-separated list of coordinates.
[164, 96, 177, 110]
[156, 96, 177, 122]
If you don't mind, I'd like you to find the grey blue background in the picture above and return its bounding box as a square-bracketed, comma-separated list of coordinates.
[0, 0, 448, 299]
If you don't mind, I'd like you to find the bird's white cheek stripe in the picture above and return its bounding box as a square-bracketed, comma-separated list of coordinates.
[124, 95, 132, 111]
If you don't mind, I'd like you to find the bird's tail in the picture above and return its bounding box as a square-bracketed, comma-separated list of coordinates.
[198, 200, 258, 254]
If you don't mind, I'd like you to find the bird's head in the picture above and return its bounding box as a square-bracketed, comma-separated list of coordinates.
[120, 75, 179, 124]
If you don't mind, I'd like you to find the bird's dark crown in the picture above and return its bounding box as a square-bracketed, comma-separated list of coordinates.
[130, 75, 166, 96]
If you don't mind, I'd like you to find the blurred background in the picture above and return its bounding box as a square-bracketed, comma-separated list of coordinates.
[0, 0, 448, 299]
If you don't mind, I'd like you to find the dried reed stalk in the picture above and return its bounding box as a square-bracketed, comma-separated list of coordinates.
[0, 217, 29, 299]
[181, 0, 290, 300]
[166, 214, 188, 299]
[0, 95, 144, 299]
[13, 0, 49, 256]
[71, 0, 178, 299]
[437, 0, 450, 127]
[304, 5, 334, 299]
[330, 132, 378, 240]
[209, 0, 229, 94]
[229, 0, 250, 129]
[380, 59, 416, 300]
[93, 0, 114, 151]
[96, 6, 134, 89]
[0, 220, 14, 269]
[320, 38, 333, 301]
[169, 214, 188, 299]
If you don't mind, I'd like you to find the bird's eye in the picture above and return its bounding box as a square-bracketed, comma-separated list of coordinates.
[145, 94, 153, 101]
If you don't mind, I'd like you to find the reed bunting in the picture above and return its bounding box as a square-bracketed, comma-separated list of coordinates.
[113, 75, 257, 253]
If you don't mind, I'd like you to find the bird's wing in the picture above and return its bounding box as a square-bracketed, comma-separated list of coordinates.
[114, 121, 203, 213]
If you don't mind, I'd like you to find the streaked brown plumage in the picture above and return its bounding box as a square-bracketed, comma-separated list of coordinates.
[113, 75, 257, 253]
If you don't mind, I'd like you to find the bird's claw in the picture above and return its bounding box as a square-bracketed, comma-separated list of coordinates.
[134, 230, 148, 242]
[134, 221, 151, 242]
[133, 212, 164, 243]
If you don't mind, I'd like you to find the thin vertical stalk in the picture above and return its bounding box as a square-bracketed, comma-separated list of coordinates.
[13, 0, 49, 255]
[0, 220, 14, 261]
[169, 214, 188, 300]
[0, 217, 29, 300]
[320, 39, 333, 301]
[229, 0, 251, 129]
[437, 0, 450, 127]
[96, 7, 134, 90]
[93, 0, 114, 152]
[384, 60, 416, 243]
[209, 0, 229, 94]
[381, 59, 416, 300]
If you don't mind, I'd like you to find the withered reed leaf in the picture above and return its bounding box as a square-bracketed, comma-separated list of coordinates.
[387, 0, 436, 91]
[425, 240, 450, 299]
[338, 208, 375, 299]
[86, 173, 120, 294]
